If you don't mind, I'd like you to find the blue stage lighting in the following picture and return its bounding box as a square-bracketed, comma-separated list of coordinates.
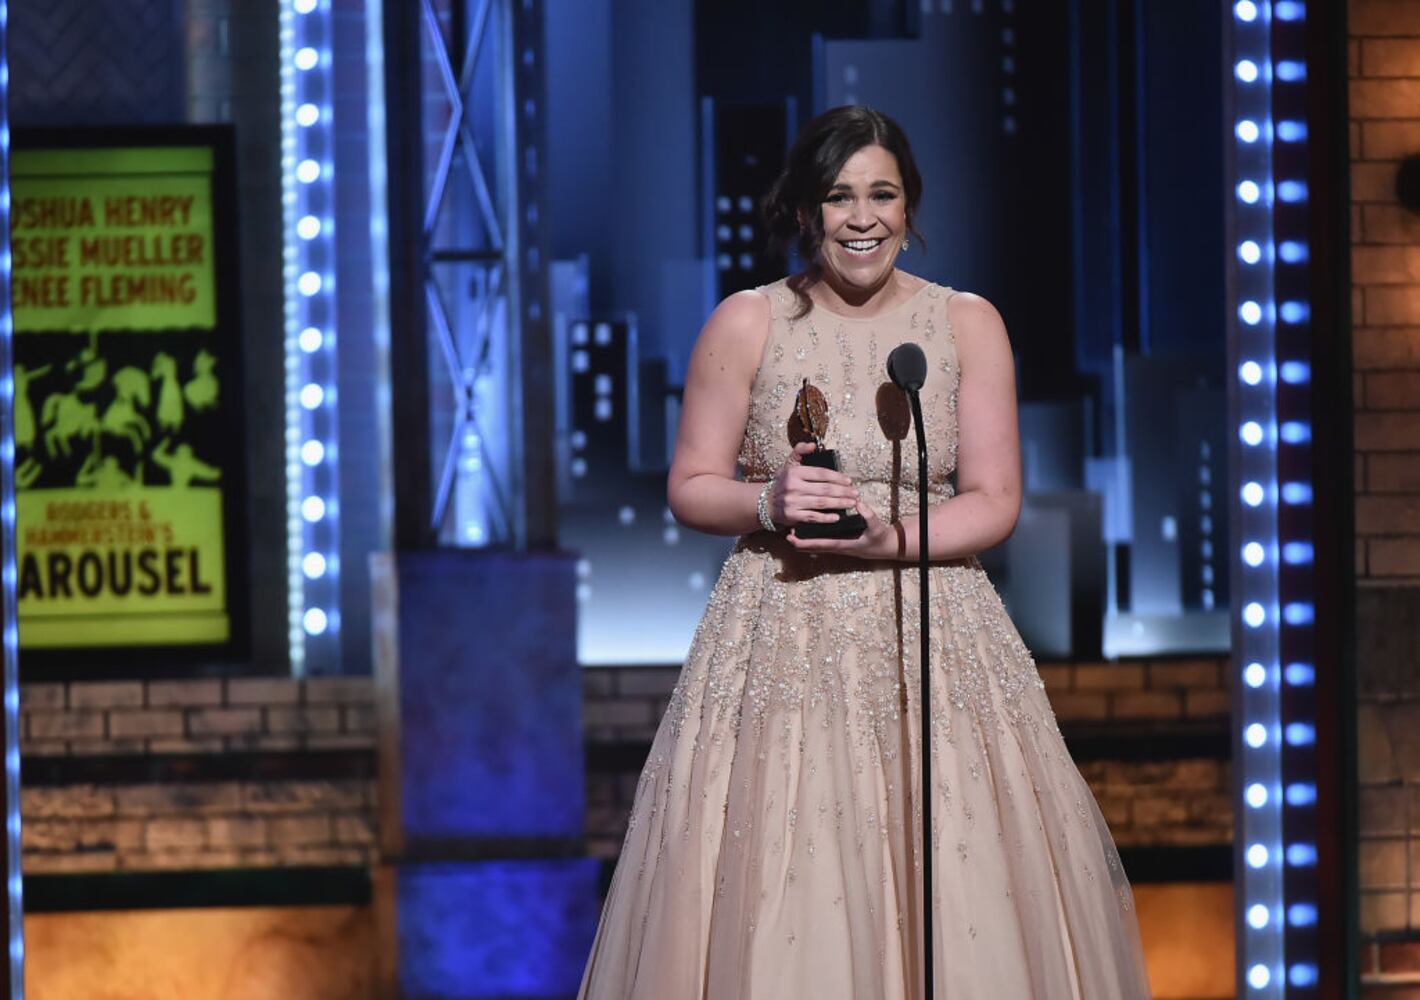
[1286, 843, 1317, 867]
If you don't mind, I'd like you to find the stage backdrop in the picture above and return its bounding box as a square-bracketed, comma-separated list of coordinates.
[10, 128, 247, 663]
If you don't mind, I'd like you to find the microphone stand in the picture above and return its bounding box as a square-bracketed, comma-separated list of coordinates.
[905, 387, 933, 1000]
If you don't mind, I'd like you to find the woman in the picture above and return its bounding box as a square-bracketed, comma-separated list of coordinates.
[578, 106, 1152, 999]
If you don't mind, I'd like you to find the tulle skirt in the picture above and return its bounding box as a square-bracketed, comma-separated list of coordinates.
[578, 536, 1152, 999]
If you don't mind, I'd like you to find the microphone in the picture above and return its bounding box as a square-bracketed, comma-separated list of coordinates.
[887, 342, 927, 392]
[886, 339, 935, 1000]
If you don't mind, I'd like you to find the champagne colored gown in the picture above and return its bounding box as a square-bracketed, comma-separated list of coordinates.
[578, 277, 1153, 999]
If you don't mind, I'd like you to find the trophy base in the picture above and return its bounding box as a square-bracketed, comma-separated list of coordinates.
[795, 448, 866, 540]
[795, 513, 868, 540]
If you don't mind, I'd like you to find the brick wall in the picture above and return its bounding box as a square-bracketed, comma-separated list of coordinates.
[585, 658, 1233, 860]
[582, 657, 1232, 743]
[1351, 3, 1420, 992]
[25, 660, 1231, 891]
[20, 678, 376, 875]
[1352, 1, 1420, 585]
[22, 677, 374, 757]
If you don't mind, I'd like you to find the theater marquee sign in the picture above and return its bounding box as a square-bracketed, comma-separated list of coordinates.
[10, 132, 247, 658]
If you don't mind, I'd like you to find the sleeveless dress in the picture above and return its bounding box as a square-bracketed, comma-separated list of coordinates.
[577, 277, 1153, 999]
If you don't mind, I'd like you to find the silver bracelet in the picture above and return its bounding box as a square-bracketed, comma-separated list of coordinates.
[756, 481, 777, 533]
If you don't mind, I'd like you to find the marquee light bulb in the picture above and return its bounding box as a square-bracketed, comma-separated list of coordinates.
[303, 607, 328, 634]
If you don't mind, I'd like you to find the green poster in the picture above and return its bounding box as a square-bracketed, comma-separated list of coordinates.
[12, 142, 236, 649]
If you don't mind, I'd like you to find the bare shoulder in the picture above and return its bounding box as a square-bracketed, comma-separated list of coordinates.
[691, 288, 772, 376]
[709, 287, 771, 330]
[947, 290, 1006, 335]
[948, 291, 1016, 372]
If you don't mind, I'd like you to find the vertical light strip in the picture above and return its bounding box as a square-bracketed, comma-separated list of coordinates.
[366, 0, 394, 546]
[280, 0, 340, 674]
[0, 0, 25, 990]
[1268, 0, 1321, 989]
[1231, 0, 1321, 992]
[1229, 0, 1283, 995]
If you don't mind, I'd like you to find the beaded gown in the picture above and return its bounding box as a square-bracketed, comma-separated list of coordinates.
[577, 277, 1152, 999]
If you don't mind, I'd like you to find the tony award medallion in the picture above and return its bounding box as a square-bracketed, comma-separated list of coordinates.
[790, 379, 867, 539]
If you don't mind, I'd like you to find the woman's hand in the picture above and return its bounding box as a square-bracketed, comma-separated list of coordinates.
[786, 497, 900, 561]
[769, 442, 861, 527]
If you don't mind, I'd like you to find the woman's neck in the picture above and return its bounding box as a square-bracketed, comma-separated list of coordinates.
[808, 268, 905, 317]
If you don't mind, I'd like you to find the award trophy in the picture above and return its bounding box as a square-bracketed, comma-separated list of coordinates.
[790, 379, 867, 539]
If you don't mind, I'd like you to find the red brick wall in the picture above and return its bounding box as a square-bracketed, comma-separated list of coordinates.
[1352, 4, 1420, 992]
[585, 659, 1232, 860]
[1352, 1, 1420, 584]
[19, 678, 376, 874]
[26, 661, 1231, 887]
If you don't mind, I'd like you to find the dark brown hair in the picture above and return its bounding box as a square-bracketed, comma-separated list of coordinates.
[761, 105, 925, 319]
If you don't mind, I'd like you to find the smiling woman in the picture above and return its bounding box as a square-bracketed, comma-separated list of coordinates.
[761, 105, 926, 319]
[578, 104, 1154, 1000]
[813, 147, 909, 308]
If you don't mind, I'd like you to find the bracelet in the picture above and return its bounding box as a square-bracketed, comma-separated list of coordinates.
[756, 481, 778, 533]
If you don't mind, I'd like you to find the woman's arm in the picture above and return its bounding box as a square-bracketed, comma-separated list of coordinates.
[668, 290, 859, 536]
[788, 291, 1022, 560]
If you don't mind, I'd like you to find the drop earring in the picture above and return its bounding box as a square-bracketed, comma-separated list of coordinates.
[901, 236, 909, 252]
